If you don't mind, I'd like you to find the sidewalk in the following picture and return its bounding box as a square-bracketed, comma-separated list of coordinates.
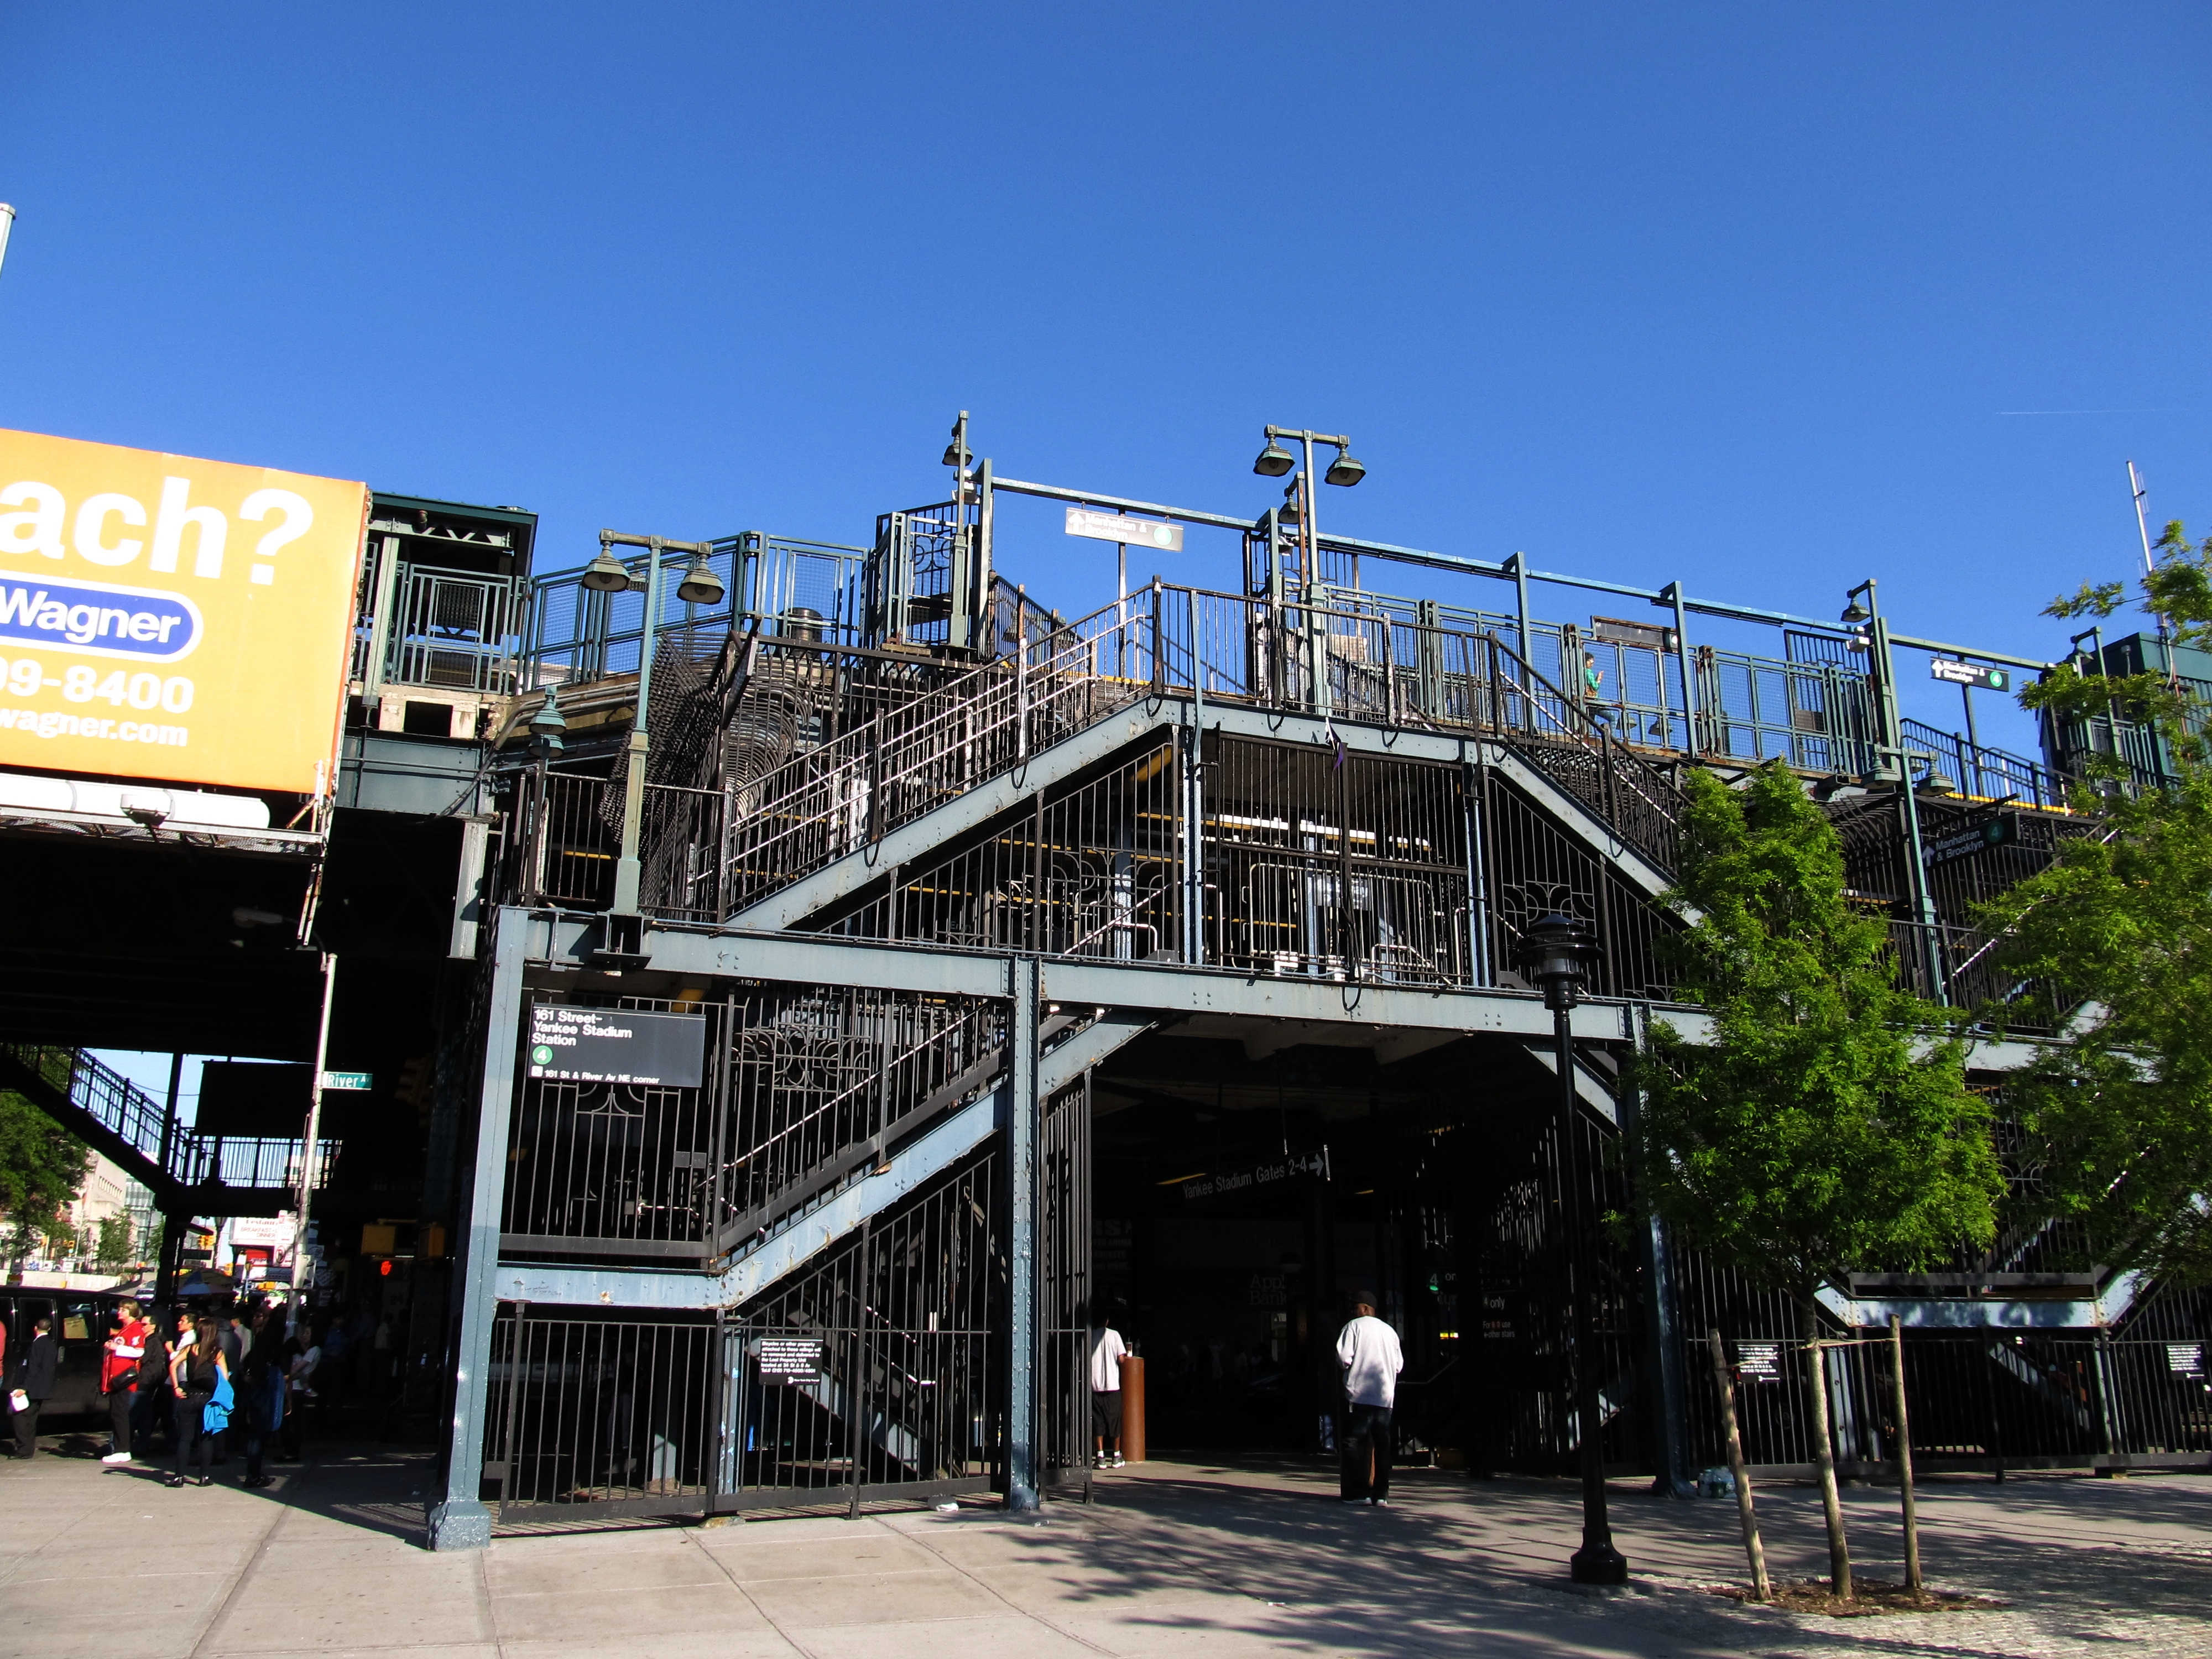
[4, 1432, 2208, 1658]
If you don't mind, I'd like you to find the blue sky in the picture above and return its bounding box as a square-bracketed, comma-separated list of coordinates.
[2, 3, 2206, 755]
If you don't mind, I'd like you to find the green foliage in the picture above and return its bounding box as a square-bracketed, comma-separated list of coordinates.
[1985, 522, 2212, 1286]
[0, 1074, 91, 1253]
[2025, 522, 2212, 763]
[95, 1213, 134, 1271]
[1979, 764, 2212, 1285]
[1628, 762, 2001, 1304]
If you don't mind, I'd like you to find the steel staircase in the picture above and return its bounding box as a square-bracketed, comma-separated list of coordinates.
[0, 1043, 329, 1220]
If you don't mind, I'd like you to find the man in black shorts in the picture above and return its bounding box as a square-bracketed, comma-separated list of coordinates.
[1089, 1316, 1128, 1468]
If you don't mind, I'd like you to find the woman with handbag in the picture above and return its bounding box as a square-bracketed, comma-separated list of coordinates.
[165, 1313, 230, 1488]
[101, 1300, 152, 1465]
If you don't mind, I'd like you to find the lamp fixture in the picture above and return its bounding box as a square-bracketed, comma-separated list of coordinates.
[1509, 911, 1600, 1013]
[1253, 437, 1296, 477]
[1840, 599, 1870, 625]
[675, 553, 725, 606]
[1323, 448, 1366, 487]
[581, 545, 632, 593]
[942, 411, 972, 469]
[528, 687, 567, 757]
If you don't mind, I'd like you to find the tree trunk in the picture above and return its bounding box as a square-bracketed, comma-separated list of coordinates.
[1800, 1298, 1853, 1599]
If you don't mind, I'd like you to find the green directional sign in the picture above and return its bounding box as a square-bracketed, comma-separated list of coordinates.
[320, 1070, 374, 1091]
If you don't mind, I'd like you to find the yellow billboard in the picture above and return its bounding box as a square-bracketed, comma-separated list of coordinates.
[0, 429, 368, 794]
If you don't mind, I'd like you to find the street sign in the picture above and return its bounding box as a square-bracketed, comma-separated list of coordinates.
[526, 1004, 706, 1087]
[1931, 659, 2011, 692]
[1923, 813, 2017, 867]
[319, 1070, 373, 1091]
[1065, 507, 1183, 552]
[757, 1336, 825, 1381]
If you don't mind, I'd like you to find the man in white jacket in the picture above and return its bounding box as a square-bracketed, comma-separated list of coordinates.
[1334, 1290, 1403, 1506]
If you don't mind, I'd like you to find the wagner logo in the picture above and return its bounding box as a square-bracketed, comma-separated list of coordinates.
[0, 575, 201, 662]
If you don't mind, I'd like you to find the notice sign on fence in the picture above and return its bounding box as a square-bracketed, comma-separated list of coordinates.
[526, 1005, 706, 1087]
[757, 1337, 825, 1381]
[1737, 1342, 1782, 1382]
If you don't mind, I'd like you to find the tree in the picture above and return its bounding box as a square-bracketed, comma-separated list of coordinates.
[0, 1070, 92, 1266]
[95, 1213, 134, 1272]
[1984, 523, 2212, 1285]
[1629, 761, 2002, 1599]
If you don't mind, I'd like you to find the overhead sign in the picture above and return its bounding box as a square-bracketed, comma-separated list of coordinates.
[1924, 813, 2018, 867]
[526, 1004, 707, 1087]
[1178, 1147, 1329, 1203]
[1591, 615, 1679, 654]
[0, 429, 368, 792]
[1930, 658, 2011, 692]
[1065, 507, 1184, 552]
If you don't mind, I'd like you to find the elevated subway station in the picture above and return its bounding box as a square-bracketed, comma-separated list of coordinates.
[4, 425, 2203, 1543]
[411, 434, 2207, 1547]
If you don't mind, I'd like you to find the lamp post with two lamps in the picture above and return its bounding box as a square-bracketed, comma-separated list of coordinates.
[1254, 428, 1366, 710]
[578, 531, 726, 921]
[1253, 424, 1366, 581]
[1510, 912, 1630, 1586]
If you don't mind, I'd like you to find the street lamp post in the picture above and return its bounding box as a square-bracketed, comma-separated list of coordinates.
[1254, 427, 1365, 716]
[1511, 912, 1629, 1585]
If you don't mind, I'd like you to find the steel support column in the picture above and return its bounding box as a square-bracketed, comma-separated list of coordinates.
[1006, 955, 1042, 1512]
[429, 906, 528, 1552]
[1619, 1003, 1694, 1496]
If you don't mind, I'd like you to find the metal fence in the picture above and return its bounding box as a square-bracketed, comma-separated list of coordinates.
[484, 1146, 1005, 1525]
[524, 534, 868, 689]
[1466, 1091, 1651, 1476]
[1902, 718, 2074, 812]
[1688, 1326, 2212, 1475]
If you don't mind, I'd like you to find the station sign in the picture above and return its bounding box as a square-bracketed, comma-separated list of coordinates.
[1176, 1146, 1329, 1204]
[526, 1004, 707, 1087]
[1591, 615, 1680, 654]
[1923, 813, 2018, 867]
[1065, 507, 1184, 552]
[0, 427, 369, 793]
[1930, 658, 2011, 692]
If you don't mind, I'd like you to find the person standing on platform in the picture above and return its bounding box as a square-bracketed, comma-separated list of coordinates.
[1089, 1314, 1129, 1468]
[101, 1300, 152, 1464]
[9, 1314, 56, 1459]
[1335, 1291, 1403, 1507]
[165, 1313, 229, 1488]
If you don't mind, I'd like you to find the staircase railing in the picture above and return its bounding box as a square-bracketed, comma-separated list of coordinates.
[499, 582, 1698, 924]
[0, 1044, 336, 1201]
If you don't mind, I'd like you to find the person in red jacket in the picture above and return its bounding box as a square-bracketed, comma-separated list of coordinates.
[101, 1300, 152, 1465]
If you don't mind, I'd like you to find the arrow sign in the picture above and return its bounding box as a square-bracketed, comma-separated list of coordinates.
[1065, 507, 1184, 551]
[1931, 658, 2011, 692]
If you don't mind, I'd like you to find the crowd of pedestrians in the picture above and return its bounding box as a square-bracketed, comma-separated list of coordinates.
[3, 1292, 374, 1488]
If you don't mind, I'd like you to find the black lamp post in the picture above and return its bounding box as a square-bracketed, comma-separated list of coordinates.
[1511, 912, 1629, 1585]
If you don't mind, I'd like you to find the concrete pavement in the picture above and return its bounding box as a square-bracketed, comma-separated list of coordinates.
[3, 1431, 2209, 1657]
